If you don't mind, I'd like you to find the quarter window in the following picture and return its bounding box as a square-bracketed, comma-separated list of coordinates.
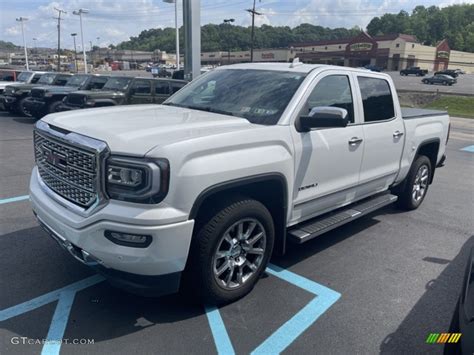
[357, 77, 395, 122]
[305, 75, 354, 123]
[132, 80, 151, 95]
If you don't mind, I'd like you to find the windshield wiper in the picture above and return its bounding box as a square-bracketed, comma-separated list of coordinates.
[163, 102, 234, 117]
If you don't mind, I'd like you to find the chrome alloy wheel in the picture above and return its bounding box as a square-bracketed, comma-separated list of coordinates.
[412, 164, 429, 202]
[212, 218, 266, 290]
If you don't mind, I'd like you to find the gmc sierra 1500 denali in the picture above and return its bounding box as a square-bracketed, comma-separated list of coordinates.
[30, 62, 450, 304]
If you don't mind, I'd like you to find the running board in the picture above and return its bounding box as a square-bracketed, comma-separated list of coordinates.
[288, 193, 398, 244]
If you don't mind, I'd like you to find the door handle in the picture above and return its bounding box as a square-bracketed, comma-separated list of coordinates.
[348, 137, 363, 146]
[393, 130, 404, 138]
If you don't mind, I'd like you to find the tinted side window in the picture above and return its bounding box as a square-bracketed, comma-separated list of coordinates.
[358, 77, 395, 122]
[170, 82, 185, 94]
[89, 77, 108, 90]
[55, 76, 70, 86]
[305, 75, 354, 123]
[31, 75, 41, 84]
[132, 80, 151, 95]
[155, 81, 170, 95]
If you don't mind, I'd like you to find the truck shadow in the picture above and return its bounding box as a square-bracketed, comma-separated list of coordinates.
[379, 235, 473, 354]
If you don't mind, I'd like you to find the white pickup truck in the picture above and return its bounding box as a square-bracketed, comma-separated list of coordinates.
[30, 63, 450, 304]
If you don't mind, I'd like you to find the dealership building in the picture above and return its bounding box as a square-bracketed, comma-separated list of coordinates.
[293, 32, 474, 73]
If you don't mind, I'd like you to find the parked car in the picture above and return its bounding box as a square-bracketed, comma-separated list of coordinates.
[152, 69, 172, 78]
[0, 70, 21, 82]
[0, 71, 44, 97]
[172, 69, 184, 80]
[59, 76, 186, 111]
[435, 69, 459, 78]
[0, 72, 71, 116]
[454, 69, 466, 75]
[422, 74, 457, 86]
[30, 63, 449, 304]
[400, 67, 428, 76]
[25, 74, 109, 119]
[363, 64, 382, 72]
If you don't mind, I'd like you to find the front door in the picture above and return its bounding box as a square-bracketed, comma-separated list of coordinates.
[129, 79, 153, 104]
[290, 72, 365, 224]
[355, 74, 404, 197]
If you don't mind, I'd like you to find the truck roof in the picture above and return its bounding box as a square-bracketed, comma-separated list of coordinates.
[215, 62, 388, 76]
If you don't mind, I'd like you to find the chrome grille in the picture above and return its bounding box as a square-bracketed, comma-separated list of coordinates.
[34, 130, 98, 208]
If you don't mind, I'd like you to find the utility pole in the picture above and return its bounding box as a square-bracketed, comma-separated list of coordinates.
[54, 7, 67, 72]
[163, 0, 180, 70]
[246, 0, 262, 62]
[223, 19, 235, 64]
[71, 33, 78, 72]
[16, 17, 29, 70]
[73, 9, 89, 73]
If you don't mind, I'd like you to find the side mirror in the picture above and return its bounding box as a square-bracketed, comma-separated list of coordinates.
[298, 107, 348, 131]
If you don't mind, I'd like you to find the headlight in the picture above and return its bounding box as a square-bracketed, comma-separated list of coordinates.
[105, 157, 169, 204]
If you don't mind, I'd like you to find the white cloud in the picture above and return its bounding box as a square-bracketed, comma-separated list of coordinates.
[5, 26, 21, 36]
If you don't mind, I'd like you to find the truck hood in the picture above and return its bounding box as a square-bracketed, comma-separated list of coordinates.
[41, 104, 256, 155]
[37, 85, 79, 94]
[6, 83, 45, 92]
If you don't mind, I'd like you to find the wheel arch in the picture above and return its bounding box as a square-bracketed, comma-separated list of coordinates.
[415, 138, 440, 184]
[189, 173, 289, 256]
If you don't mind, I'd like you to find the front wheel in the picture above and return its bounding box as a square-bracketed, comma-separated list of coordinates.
[17, 97, 32, 117]
[395, 155, 432, 210]
[186, 198, 274, 304]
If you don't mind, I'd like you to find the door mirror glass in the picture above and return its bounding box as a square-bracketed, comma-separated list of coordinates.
[298, 107, 348, 131]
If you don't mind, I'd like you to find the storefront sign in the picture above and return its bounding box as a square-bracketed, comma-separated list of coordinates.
[349, 43, 373, 51]
[437, 51, 449, 59]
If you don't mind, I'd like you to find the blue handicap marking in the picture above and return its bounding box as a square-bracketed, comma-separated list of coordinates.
[0, 195, 30, 205]
[205, 263, 341, 355]
[461, 145, 474, 153]
[0, 275, 104, 355]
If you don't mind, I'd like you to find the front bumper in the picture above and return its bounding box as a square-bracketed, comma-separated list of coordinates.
[0, 94, 17, 109]
[30, 167, 195, 296]
[24, 98, 47, 115]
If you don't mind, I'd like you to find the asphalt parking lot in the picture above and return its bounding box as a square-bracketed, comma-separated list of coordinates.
[0, 112, 473, 354]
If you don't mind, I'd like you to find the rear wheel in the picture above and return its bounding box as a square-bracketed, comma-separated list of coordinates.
[17, 97, 31, 117]
[395, 155, 432, 210]
[185, 197, 274, 304]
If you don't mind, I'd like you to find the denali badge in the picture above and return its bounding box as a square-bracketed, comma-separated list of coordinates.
[43, 147, 68, 171]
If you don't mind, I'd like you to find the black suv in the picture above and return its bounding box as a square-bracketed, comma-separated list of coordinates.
[1, 73, 71, 116]
[60, 76, 187, 111]
[400, 67, 428, 76]
[25, 74, 109, 118]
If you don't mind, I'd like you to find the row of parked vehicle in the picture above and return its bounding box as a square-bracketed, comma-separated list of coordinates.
[0, 70, 187, 119]
[399, 67, 464, 86]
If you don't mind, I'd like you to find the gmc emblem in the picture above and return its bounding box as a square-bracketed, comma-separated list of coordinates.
[43, 147, 68, 171]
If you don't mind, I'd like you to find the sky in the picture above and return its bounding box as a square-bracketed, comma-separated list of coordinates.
[1, 0, 472, 50]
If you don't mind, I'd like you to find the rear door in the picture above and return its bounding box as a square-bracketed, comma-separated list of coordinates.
[354, 74, 404, 197]
[128, 79, 153, 104]
[153, 80, 170, 103]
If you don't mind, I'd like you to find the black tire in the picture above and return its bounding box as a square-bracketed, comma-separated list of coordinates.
[395, 155, 432, 210]
[443, 81, 448, 86]
[185, 197, 274, 304]
[48, 101, 63, 114]
[17, 97, 31, 117]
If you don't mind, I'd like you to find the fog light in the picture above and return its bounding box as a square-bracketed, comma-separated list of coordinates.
[105, 230, 152, 248]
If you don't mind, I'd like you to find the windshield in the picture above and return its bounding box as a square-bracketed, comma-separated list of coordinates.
[65, 75, 88, 87]
[103, 77, 132, 91]
[37, 74, 56, 85]
[164, 69, 306, 125]
[17, 72, 33, 82]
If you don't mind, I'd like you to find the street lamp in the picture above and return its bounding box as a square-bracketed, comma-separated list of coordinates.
[16, 17, 29, 70]
[71, 33, 78, 73]
[163, 0, 180, 70]
[223, 18, 234, 64]
[73, 8, 89, 73]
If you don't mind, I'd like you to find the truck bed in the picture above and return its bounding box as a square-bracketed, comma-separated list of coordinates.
[401, 107, 448, 120]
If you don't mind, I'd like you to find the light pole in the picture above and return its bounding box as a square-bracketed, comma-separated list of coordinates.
[73, 8, 89, 73]
[71, 33, 78, 72]
[223, 19, 234, 64]
[96, 37, 100, 66]
[163, 0, 180, 70]
[16, 17, 29, 70]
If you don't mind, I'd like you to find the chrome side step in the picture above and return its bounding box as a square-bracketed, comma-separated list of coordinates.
[288, 193, 398, 244]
